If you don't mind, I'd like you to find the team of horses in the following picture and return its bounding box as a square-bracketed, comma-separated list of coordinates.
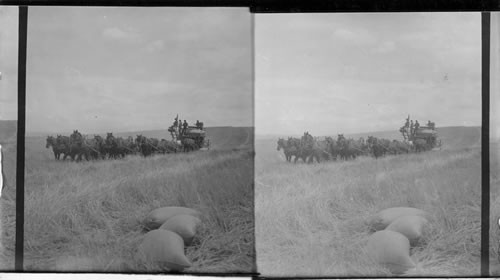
[277, 132, 434, 163]
[45, 130, 196, 161]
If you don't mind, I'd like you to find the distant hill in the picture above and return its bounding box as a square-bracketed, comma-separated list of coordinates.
[0, 120, 17, 144]
[205, 127, 253, 150]
[113, 127, 253, 150]
[435, 126, 481, 149]
[346, 126, 480, 150]
[257, 126, 481, 150]
[27, 126, 254, 150]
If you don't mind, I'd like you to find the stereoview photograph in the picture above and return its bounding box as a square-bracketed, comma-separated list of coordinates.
[23, 7, 254, 273]
[0, 6, 18, 271]
[255, 12, 481, 277]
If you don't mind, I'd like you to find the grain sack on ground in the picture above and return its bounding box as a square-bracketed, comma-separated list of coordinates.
[137, 229, 192, 271]
[144, 206, 201, 230]
[386, 215, 428, 245]
[159, 214, 201, 246]
[366, 230, 416, 275]
[366, 207, 427, 231]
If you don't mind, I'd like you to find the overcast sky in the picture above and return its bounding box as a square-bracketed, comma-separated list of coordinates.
[492, 12, 500, 140]
[256, 13, 482, 137]
[26, 7, 252, 135]
[0, 6, 18, 120]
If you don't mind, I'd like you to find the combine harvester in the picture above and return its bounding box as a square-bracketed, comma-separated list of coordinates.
[400, 115, 441, 152]
[168, 115, 210, 151]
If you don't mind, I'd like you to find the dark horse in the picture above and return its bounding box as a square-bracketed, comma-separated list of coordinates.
[411, 138, 429, 153]
[94, 135, 107, 159]
[277, 138, 293, 162]
[69, 130, 90, 161]
[56, 135, 73, 160]
[286, 137, 308, 163]
[159, 139, 179, 154]
[181, 138, 197, 152]
[136, 135, 153, 157]
[337, 134, 363, 160]
[367, 136, 387, 159]
[46, 136, 64, 160]
[299, 132, 328, 163]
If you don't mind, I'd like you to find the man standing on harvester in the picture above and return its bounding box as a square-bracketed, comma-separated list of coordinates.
[182, 120, 188, 135]
[173, 115, 179, 133]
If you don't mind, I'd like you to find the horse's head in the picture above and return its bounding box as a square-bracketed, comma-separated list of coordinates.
[46, 136, 54, 148]
[135, 135, 144, 144]
[277, 138, 286, 151]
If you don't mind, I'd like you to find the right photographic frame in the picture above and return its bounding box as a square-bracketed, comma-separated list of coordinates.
[255, 12, 482, 277]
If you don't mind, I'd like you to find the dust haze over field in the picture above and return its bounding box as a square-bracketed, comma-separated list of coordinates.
[256, 126, 481, 276]
[23, 126, 255, 273]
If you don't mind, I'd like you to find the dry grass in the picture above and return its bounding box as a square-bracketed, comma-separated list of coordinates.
[23, 137, 254, 273]
[0, 138, 17, 271]
[256, 139, 480, 277]
[490, 141, 500, 275]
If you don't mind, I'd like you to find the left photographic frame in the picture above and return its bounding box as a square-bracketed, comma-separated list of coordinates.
[22, 6, 254, 274]
[0, 5, 19, 271]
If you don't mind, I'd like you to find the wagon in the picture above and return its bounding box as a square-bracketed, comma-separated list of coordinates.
[400, 116, 441, 151]
[413, 126, 439, 149]
[168, 121, 210, 151]
[414, 127, 437, 138]
[182, 127, 210, 150]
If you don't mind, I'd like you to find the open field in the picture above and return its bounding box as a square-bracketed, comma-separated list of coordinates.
[256, 127, 481, 277]
[490, 140, 500, 275]
[23, 127, 254, 273]
[0, 120, 17, 270]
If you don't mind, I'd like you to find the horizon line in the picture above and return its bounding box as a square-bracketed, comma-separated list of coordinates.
[25, 125, 255, 136]
[255, 124, 482, 137]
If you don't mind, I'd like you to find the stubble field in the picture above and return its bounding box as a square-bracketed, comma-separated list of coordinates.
[490, 141, 500, 274]
[22, 133, 255, 273]
[256, 134, 481, 277]
[0, 121, 17, 270]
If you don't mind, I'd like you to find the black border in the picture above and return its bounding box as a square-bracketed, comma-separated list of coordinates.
[0, 0, 499, 10]
[250, 0, 500, 13]
[481, 11, 491, 277]
[15, 5, 27, 273]
[1, 0, 251, 6]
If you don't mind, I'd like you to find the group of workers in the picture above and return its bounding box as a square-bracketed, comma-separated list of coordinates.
[172, 115, 204, 135]
[403, 116, 436, 137]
